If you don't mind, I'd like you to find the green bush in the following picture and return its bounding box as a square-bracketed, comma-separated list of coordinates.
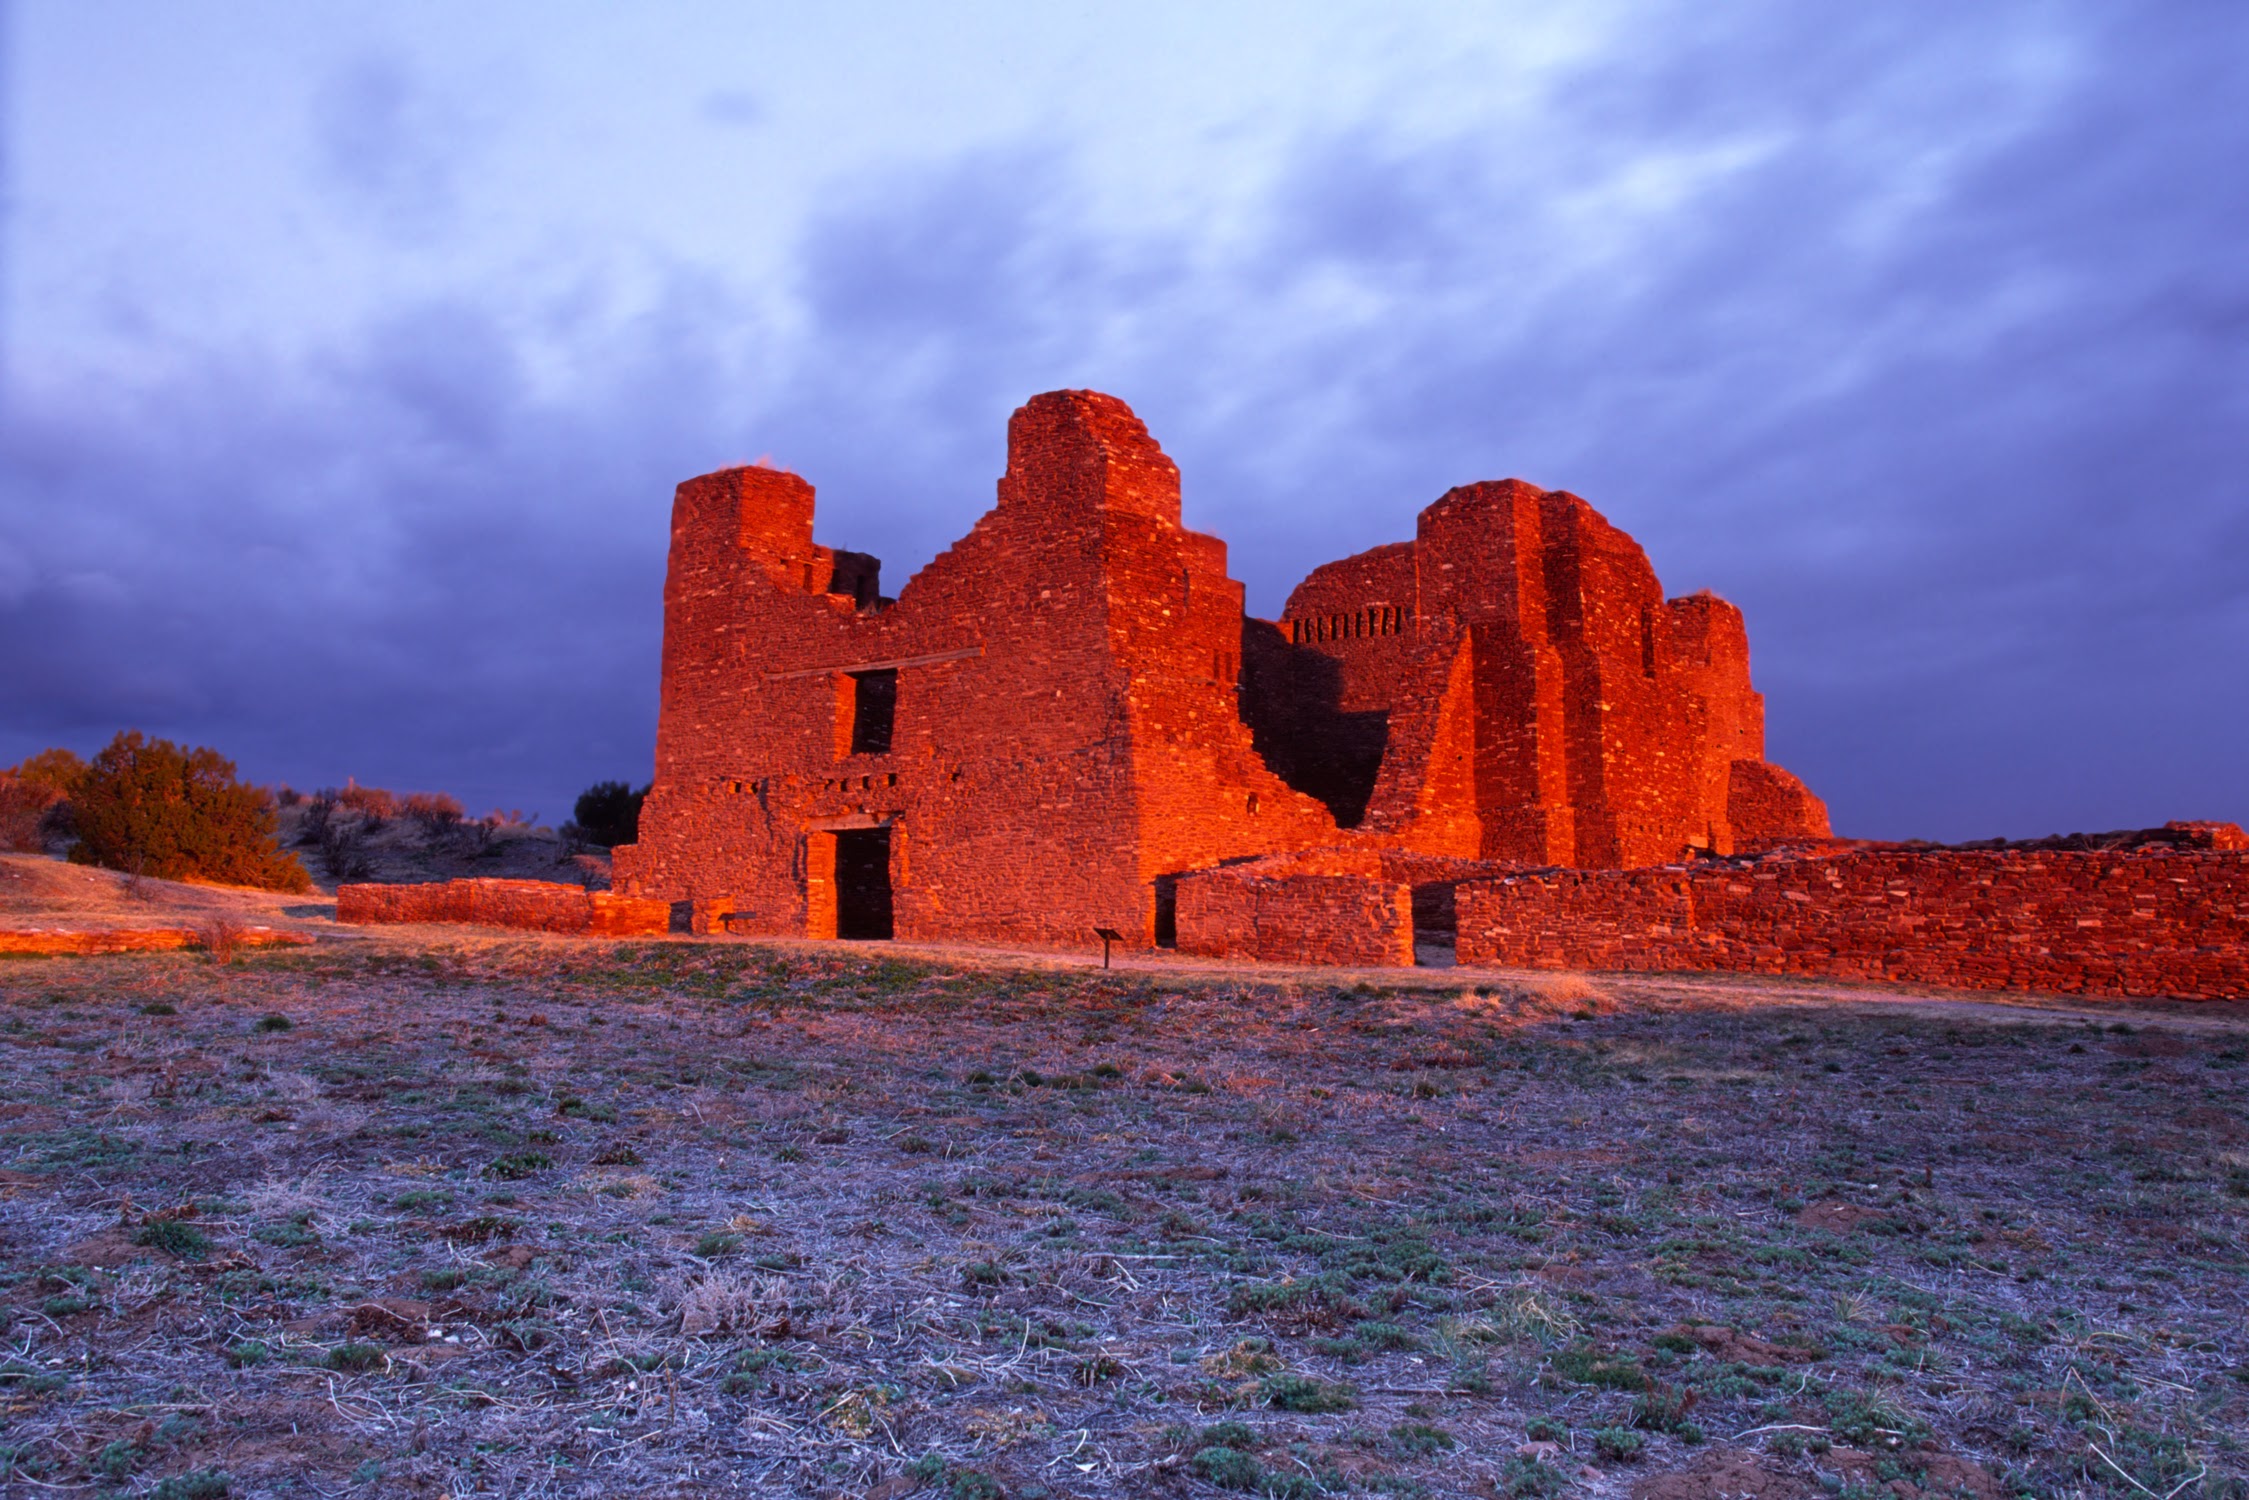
[1192, 1446, 1264, 1490]
[569, 780, 649, 848]
[1259, 1373, 1355, 1412]
[68, 732, 310, 891]
[133, 1219, 212, 1260]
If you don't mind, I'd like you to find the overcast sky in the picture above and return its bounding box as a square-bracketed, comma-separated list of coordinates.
[2, 2, 2243, 838]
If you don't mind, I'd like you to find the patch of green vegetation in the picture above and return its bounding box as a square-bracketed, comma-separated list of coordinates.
[133, 1219, 212, 1260]
[1822, 1385, 1930, 1448]
[325, 1342, 385, 1373]
[1193, 1445, 1264, 1490]
[1498, 1456, 1568, 1497]
[1548, 1345, 1648, 1391]
[254, 1217, 319, 1248]
[96, 1439, 141, 1480]
[26, 1129, 138, 1173]
[1389, 1422, 1454, 1457]
[1259, 1373, 1354, 1412]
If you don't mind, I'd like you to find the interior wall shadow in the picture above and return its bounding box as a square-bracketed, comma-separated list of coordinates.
[1238, 619, 1388, 827]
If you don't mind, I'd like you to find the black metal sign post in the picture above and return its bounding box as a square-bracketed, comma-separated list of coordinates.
[1093, 927, 1123, 970]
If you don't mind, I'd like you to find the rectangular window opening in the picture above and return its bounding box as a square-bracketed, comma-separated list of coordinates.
[846, 668, 897, 756]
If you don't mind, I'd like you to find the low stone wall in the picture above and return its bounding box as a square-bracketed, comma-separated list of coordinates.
[0, 928, 310, 957]
[1176, 867, 1414, 967]
[1456, 844, 2249, 1001]
[336, 880, 669, 938]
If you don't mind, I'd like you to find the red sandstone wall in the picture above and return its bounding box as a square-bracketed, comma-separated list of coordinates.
[1171, 847, 1504, 965]
[618, 391, 1336, 952]
[1456, 845, 2249, 1000]
[620, 387, 1831, 959]
[1176, 867, 1414, 967]
[335, 881, 668, 937]
[1244, 478, 1828, 870]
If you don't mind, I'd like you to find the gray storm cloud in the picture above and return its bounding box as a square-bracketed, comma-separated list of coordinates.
[1, 0, 2243, 836]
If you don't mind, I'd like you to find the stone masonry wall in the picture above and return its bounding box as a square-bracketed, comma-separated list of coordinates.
[615, 391, 1335, 952]
[613, 387, 1828, 957]
[1173, 847, 1505, 966]
[336, 880, 669, 937]
[1176, 868, 1415, 968]
[1239, 479, 1828, 867]
[1455, 837, 2249, 1000]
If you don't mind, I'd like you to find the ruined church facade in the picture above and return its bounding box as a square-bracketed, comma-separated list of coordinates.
[610, 390, 1828, 949]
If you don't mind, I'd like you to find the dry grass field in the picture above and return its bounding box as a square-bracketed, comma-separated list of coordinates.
[1, 918, 2244, 1498]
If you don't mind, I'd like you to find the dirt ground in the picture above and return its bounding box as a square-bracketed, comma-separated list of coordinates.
[1, 866, 2245, 1498]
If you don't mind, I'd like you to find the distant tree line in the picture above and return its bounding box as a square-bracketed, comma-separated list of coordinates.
[5, 734, 651, 892]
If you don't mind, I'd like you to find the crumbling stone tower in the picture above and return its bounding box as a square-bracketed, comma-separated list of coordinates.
[1238, 479, 1828, 867]
[613, 391, 1336, 947]
[613, 390, 1827, 949]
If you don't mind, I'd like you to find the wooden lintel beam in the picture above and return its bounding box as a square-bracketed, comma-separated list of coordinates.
[765, 644, 983, 681]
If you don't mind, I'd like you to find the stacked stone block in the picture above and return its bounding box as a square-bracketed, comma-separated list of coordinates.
[1455, 834, 2249, 1000]
[335, 880, 668, 937]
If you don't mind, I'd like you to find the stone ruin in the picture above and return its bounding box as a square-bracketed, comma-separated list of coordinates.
[609, 389, 1830, 952]
[323, 387, 2247, 1000]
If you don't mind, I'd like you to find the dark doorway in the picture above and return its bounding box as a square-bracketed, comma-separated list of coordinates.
[835, 826, 893, 939]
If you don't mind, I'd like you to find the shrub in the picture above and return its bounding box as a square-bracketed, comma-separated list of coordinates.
[1592, 1426, 1645, 1461]
[294, 792, 335, 847]
[319, 819, 371, 882]
[12, 746, 87, 798]
[0, 749, 85, 848]
[201, 920, 247, 965]
[68, 733, 311, 891]
[571, 780, 649, 847]
[0, 773, 46, 850]
[333, 780, 396, 820]
[401, 791, 464, 833]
